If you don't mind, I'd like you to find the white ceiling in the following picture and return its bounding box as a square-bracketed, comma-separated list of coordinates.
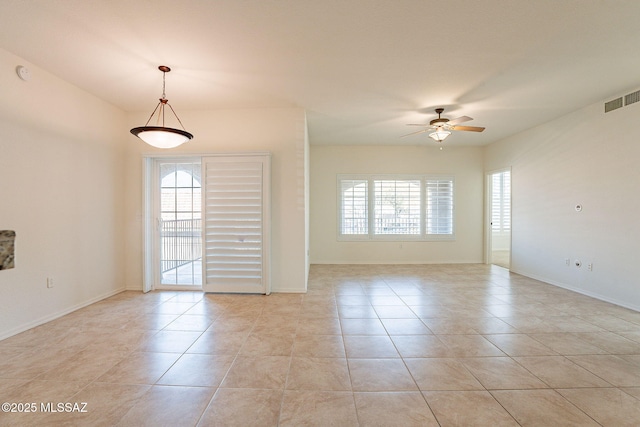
[2, 0, 640, 146]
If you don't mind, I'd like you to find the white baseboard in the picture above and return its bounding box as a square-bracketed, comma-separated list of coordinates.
[0, 287, 126, 341]
[271, 288, 307, 294]
[310, 260, 482, 265]
[510, 269, 640, 313]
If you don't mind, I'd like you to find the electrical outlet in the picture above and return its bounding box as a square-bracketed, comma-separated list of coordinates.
[587, 263, 593, 271]
[565, 258, 570, 266]
[47, 277, 54, 288]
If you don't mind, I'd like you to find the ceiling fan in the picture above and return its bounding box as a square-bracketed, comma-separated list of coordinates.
[402, 108, 485, 143]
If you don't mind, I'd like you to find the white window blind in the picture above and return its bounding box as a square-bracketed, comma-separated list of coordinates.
[491, 171, 511, 232]
[338, 175, 454, 240]
[426, 178, 454, 235]
[203, 155, 270, 294]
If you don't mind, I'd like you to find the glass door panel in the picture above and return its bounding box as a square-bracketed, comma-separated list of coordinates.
[157, 160, 202, 288]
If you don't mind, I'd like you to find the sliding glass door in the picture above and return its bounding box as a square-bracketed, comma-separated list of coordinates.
[143, 154, 270, 293]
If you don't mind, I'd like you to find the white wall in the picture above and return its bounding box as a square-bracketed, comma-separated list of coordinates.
[124, 107, 308, 293]
[310, 145, 484, 264]
[485, 96, 640, 310]
[0, 49, 127, 339]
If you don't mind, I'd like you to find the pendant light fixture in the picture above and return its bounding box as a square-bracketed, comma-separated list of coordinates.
[130, 66, 193, 148]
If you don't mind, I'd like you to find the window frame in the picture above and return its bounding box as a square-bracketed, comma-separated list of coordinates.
[337, 174, 455, 241]
[337, 176, 370, 240]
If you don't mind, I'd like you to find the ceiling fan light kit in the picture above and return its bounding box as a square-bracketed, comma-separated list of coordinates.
[402, 108, 485, 147]
[130, 65, 193, 149]
[428, 128, 451, 142]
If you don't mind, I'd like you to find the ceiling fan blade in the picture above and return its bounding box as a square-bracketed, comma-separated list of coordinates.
[451, 125, 485, 132]
[447, 116, 473, 126]
[400, 129, 429, 138]
[406, 123, 430, 126]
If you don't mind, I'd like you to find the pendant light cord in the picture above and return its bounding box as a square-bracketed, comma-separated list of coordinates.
[162, 70, 167, 101]
[140, 66, 188, 131]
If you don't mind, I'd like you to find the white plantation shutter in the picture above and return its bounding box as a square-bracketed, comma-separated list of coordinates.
[338, 175, 454, 240]
[202, 155, 271, 294]
[491, 171, 510, 232]
[426, 178, 454, 235]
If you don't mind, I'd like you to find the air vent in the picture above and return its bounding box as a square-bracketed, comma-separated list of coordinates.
[604, 97, 623, 113]
[625, 90, 640, 106]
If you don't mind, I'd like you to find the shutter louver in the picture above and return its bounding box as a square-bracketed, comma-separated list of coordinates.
[491, 171, 510, 233]
[203, 157, 269, 293]
[426, 179, 454, 235]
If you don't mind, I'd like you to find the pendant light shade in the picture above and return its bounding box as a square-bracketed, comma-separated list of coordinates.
[130, 66, 193, 148]
[130, 126, 193, 149]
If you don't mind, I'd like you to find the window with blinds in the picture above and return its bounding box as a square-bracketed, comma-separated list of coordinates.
[491, 171, 511, 233]
[426, 178, 454, 235]
[374, 180, 421, 235]
[202, 155, 271, 294]
[340, 179, 368, 235]
[338, 175, 454, 240]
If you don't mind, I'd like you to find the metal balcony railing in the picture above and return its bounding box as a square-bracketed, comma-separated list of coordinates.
[160, 219, 202, 273]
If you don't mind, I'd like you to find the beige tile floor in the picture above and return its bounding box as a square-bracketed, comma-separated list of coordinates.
[1, 264, 640, 426]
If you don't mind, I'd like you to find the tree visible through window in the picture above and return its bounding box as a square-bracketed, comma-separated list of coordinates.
[374, 180, 421, 235]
